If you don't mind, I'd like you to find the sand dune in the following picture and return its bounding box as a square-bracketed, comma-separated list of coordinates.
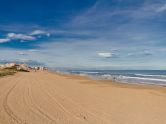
[0, 71, 166, 124]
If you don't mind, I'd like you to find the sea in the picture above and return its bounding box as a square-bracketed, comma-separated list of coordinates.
[57, 70, 166, 86]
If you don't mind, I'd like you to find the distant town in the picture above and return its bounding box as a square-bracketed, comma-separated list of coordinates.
[0, 63, 47, 72]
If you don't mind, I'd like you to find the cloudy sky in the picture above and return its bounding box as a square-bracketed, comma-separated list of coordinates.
[0, 0, 166, 69]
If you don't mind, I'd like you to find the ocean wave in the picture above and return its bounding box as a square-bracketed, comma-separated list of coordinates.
[135, 74, 166, 78]
[120, 76, 166, 82]
[70, 71, 99, 74]
[83, 72, 100, 74]
[101, 74, 112, 77]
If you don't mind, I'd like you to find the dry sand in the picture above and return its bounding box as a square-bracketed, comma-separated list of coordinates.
[0, 71, 166, 124]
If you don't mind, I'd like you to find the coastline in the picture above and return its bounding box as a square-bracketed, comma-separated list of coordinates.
[0, 70, 166, 124]
[53, 69, 166, 87]
[50, 70, 166, 91]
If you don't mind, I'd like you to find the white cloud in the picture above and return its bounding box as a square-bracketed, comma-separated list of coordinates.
[98, 52, 113, 58]
[143, 50, 153, 56]
[7, 33, 36, 41]
[156, 4, 166, 12]
[28, 49, 39, 52]
[111, 49, 120, 52]
[127, 50, 153, 57]
[46, 33, 50, 37]
[0, 38, 10, 43]
[30, 30, 50, 37]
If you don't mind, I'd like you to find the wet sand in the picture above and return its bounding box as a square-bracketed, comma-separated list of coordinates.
[0, 71, 166, 124]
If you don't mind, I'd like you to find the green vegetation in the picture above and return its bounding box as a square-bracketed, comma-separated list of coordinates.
[0, 66, 29, 77]
[0, 68, 17, 77]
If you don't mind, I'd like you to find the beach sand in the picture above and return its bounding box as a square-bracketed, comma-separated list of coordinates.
[0, 71, 166, 124]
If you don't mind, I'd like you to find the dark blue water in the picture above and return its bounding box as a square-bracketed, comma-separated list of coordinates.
[65, 70, 166, 86]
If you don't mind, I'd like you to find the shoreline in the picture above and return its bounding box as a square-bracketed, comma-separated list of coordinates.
[48, 70, 166, 91]
[1, 69, 166, 92]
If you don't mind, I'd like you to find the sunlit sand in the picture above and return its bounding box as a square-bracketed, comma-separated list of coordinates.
[0, 71, 166, 124]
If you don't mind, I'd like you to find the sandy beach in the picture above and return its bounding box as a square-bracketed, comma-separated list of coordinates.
[0, 71, 166, 124]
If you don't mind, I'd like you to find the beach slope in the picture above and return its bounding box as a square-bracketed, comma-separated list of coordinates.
[0, 71, 166, 124]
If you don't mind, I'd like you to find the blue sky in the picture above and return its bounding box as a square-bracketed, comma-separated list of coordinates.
[0, 0, 166, 69]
